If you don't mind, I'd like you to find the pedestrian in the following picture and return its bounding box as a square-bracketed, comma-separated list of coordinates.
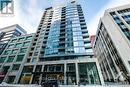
[78, 81, 80, 87]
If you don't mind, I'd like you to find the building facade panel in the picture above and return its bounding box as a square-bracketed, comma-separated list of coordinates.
[94, 4, 130, 84]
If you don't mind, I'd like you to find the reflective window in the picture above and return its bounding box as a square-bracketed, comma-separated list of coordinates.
[23, 42, 30, 47]
[3, 50, 11, 55]
[16, 55, 24, 62]
[73, 36, 83, 41]
[74, 41, 84, 46]
[72, 27, 81, 31]
[15, 43, 22, 48]
[8, 44, 14, 48]
[11, 49, 18, 54]
[73, 31, 82, 36]
[32, 58, 37, 63]
[66, 63, 76, 85]
[85, 43, 91, 47]
[78, 63, 101, 85]
[18, 38, 24, 41]
[85, 49, 93, 53]
[34, 52, 38, 56]
[6, 56, 14, 63]
[26, 36, 32, 40]
[20, 48, 27, 53]
[12, 64, 20, 70]
[0, 57, 6, 63]
[35, 46, 40, 51]
[72, 23, 80, 27]
[45, 21, 60, 55]
[74, 47, 85, 53]
[11, 39, 17, 43]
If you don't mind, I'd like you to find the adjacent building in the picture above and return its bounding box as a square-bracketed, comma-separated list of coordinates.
[90, 35, 96, 57]
[0, 34, 34, 83]
[90, 35, 96, 46]
[94, 4, 130, 84]
[0, 24, 27, 54]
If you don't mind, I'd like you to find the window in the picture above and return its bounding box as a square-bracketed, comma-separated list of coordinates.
[32, 58, 36, 63]
[0, 57, 6, 63]
[12, 64, 20, 70]
[74, 47, 85, 53]
[7, 76, 15, 83]
[20, 48, 27, 53]
[23, 42, 30, 47]
[56, 65, 63, 72]
[73, 36, 83, 41]
[11, 49, 18, 54]
[78, 63, 100, 85]
[16, 55, 24, 62]
[26, 36, 32, 40]
[13, 30, 21, 36]
[85, 49, 93, 53]
[74, 41, 84, 46]
[120, 24, 126, 29]
[6, 56, 14, 63]
[11, 39, 17, 43]
[67, 63, 75, 72]
[8, 44, 14, 48]
[18, 38, 24, 41]
[15, 43, 22, 48]
[3, 50, 11, 55]
[34, 52, 38, 56]
[85, 43, 91, 47]
[72, 27, 81, 31]
[73, 31, 82, 36]
[23, 66, 33, 73]
[35, 46, 40, 51]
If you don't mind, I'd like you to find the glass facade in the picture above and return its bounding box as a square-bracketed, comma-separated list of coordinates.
[43, 3, 92, 57]
[66, 63, 76, 85]
[45, 21, 60, 55]
[111, 11, 130, 41]
[78, 63, 100, 85]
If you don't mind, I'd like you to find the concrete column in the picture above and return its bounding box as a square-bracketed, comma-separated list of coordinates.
[96, 59, 105, 85]
[29, 65, 36, 84]
[64, 62, 67, 85]
[115, 11, 130, 75]
[39, 74, 42, 85]
[40, 64, 44, 84]
[14, 65, 24, 84]
[75, 62, 79, 85]
[29, 74, 34, 84]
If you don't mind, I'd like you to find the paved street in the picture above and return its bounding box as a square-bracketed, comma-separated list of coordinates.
[0, 84, 130, 87]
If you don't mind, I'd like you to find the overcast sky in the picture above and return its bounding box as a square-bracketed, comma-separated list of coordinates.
[0, 0, 130, 35]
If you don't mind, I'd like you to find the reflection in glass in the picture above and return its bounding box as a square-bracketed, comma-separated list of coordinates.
[78, 62, 101, 85]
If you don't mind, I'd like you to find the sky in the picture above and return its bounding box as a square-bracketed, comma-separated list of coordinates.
[0, 0, 130, 35]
